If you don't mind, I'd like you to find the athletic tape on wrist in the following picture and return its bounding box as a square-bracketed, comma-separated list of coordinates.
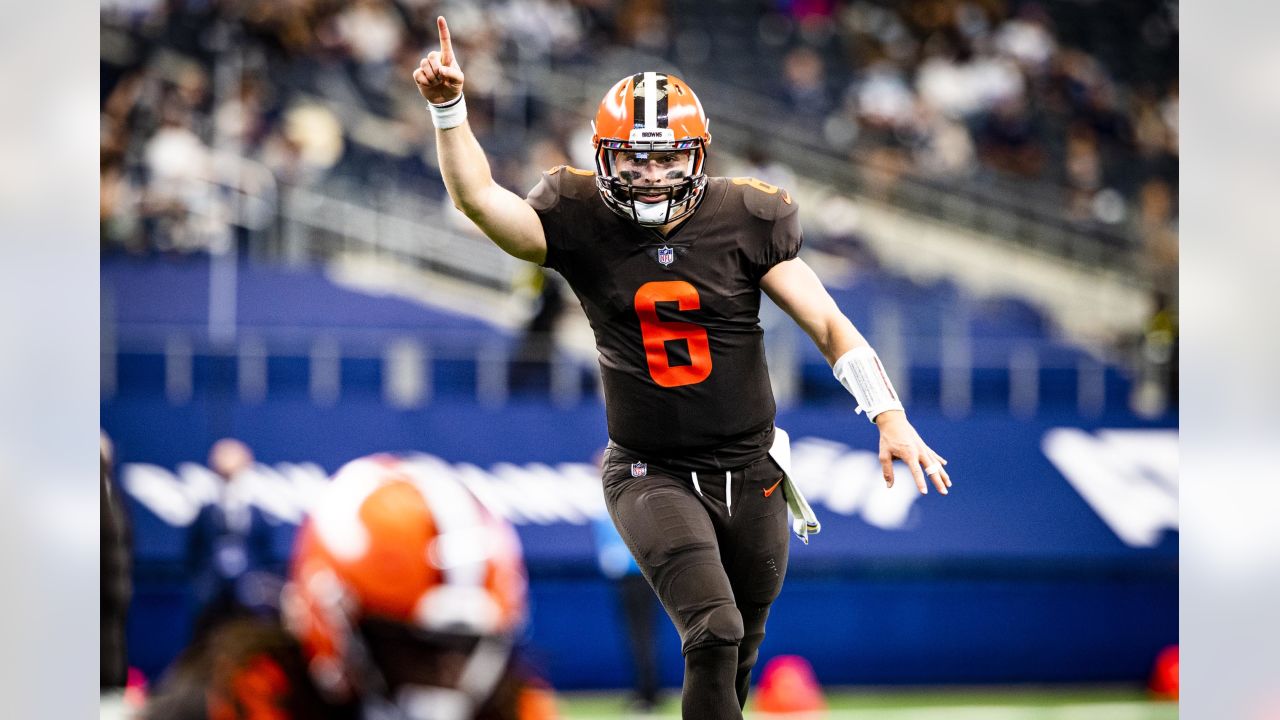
[428, 93, 467, 129]
[832, 346, 905, 423]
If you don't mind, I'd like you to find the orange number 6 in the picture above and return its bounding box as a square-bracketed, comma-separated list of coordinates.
[634, 281, 713, 388]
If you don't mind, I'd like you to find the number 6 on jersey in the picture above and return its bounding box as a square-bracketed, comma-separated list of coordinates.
[634, 281, 713, 388]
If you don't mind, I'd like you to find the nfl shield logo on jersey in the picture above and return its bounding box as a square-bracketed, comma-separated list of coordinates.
[630, 462, 648, 478]
[657, 246, 675, 266]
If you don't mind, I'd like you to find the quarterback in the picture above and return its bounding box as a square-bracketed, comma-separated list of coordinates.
[414, 16, 951, 719]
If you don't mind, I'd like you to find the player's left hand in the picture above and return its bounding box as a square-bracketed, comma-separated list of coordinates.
[873, 410, 951, 495]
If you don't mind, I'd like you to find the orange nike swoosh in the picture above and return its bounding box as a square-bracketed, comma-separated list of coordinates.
[763, 478, 783, 498]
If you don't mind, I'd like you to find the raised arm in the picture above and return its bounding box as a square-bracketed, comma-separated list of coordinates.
[761, 257, 952, 495]
[413, 17, 546, 265]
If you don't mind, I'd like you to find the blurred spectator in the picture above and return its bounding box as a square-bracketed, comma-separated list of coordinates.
[523, 137, 573, 196]
[858, 143, 911, 200]
[187, 438, 276, 640]
[910, 102, 976, 179]
[336, 0, 404, 67]
[781, 46, 833, 121]
[742, 141, 798, 192]
[616, 0, 670, 53]
[101, 152, 142, 253]
[915, 52, 981, 120]
[1131, 289, 1177, 418]
[1063, 121, 1103, 220]
[496, 0, 588, 60]
[993, 4, 1056, 75]
[266, 102, 345, 186]
[974, 95, 1044, 178]
[1137, 177, 1178, 287]
[595, 516, 664, 713]
[511, 269, 568, 394]
[141, 93, 214, 252]
[852, 60, 914, 131]
[212, 72, 269, 151]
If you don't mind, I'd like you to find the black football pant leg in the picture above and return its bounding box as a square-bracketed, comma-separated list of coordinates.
[603, 452, 790, 717]
[718, 457, 790, 707]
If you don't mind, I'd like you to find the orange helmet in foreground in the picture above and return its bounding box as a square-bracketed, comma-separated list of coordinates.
[592, 72, 712, 226]
[283, 454, 528, 717]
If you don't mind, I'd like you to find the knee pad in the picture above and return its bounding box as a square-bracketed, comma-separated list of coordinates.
[685, 603, 744, 652]
[708, 604, 745, 644]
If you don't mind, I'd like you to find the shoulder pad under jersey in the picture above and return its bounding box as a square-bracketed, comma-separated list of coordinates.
[528, 165, 597, 211]
[733, 176, 797, 221]
[547, 165, 599, 200]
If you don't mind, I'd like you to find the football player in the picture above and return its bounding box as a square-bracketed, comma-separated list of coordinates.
[142, 455, 556, 720]
[414, 16, 951, 719]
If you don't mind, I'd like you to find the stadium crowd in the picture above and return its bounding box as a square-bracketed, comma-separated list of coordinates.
[101, 0, 1175, 275]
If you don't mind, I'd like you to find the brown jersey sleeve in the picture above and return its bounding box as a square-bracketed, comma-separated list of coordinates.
[525, 168, 563, 271]
[525, 166, 598, 273]
[738, 179, 803, 280]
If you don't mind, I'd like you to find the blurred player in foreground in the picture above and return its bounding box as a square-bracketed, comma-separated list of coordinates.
[143, 455, 557, 720]
[415, 16, 951, 719]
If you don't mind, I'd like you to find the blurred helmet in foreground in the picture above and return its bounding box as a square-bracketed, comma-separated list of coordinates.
[283, 454, 527, 718]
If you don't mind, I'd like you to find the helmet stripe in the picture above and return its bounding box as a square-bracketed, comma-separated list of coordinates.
[655, 73, 669, 128]
[643, 71, 657, 130]
[630, 72, 645, 129]
[417, 472, 487, 589]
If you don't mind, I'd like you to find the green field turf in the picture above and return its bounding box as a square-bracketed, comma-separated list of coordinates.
[558, 686, 1178, 719]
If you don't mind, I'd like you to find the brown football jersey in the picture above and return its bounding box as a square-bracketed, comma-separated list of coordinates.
[527, 168, 802, 469]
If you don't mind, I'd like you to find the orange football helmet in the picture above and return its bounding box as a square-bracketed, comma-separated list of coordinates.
[282, 454, 527, 716]
[592, 72, 712, 226]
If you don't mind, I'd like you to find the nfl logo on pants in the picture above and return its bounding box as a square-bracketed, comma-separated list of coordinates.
[657, 246, 674, 266]
[631, 462, 648, 477]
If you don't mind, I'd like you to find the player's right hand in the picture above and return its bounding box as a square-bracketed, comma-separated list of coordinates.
[414, 16, 464, 105]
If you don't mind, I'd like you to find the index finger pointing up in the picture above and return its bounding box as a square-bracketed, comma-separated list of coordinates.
[437, 16, 453, 65]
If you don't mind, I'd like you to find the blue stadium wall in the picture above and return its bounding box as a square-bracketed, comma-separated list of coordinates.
[105, 395, 1176, 690]
[102, 255, 1177, 690]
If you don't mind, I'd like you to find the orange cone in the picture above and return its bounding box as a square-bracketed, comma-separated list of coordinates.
[124, 666, 149, 708]
[1149, 644, 1179, 699]
[754, 655, 827, 714]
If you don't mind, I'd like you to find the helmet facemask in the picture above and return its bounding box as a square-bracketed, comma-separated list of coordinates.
[594, 136, 708, 227]
[357, 617, 515, 720]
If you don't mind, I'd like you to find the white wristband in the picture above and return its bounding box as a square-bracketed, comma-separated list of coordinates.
[832, 346, 905, 423]
[428, 93, 467, 129]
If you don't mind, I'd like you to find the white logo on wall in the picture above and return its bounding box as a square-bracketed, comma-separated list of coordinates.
[785, 437, 920, 530]
[122, 438, 920, 529]
[1042, 428, 1178, 547]
[122, 456, 609, 527]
